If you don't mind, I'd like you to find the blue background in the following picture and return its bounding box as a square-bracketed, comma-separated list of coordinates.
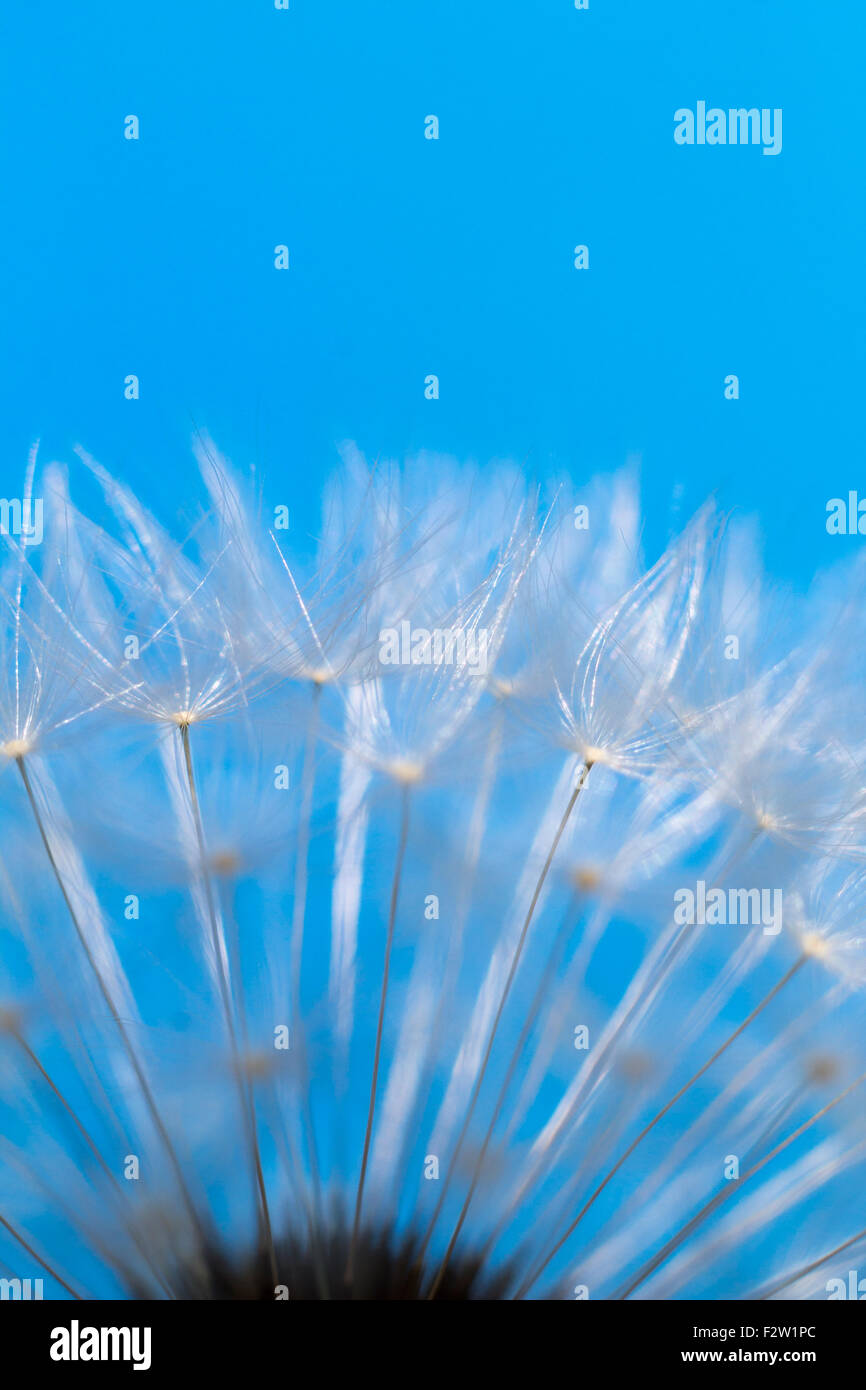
[0, 0, 862, 575]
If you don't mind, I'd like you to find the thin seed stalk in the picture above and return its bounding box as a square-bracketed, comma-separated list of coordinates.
[425, 759, 592, 1296]
[178, 723, 277, 1284]
[507, 828, 769, 1283]
[429, 892, 580, 1293]
[516, 953, 808, 1298]
[14, 1033, 175, 1297]
[0, 1212, 82, 1300]
[391, 703, 505, 1222]
[347, 783, 412, 1286]
[16, 753, 204, 1242]
[756, 1227, 866, 1301]
[287, 682, 326, 1230]
[615, 1069, 866, 1300]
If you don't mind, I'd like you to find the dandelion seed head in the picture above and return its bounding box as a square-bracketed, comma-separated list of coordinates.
[209, 848, 242, 878]
[385, 756, 426, 786]
[2, 440, 866, 1304]
[580, 744, 608, 768]
[804, 1053, 841, 1087]
[801, 929, 834, 964]
[0, 1004, 22, 1034]
[786, 867, 866, 987]
[305, 665, 336, 688]
[233, 1050, 274, 1084]
[616, 1050, 655, 1084]
[571, 864, 603, 894]
[488, 675, 517, 701]
[0, 738, 34, 760]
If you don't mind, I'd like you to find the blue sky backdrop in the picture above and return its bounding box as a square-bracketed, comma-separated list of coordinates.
[0, 0, 862, 580]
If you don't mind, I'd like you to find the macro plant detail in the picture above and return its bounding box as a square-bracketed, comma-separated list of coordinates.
[1, 439, 865, 1301]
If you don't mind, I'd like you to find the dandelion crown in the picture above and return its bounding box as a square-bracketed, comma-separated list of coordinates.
[1, 438, 865, 1300]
